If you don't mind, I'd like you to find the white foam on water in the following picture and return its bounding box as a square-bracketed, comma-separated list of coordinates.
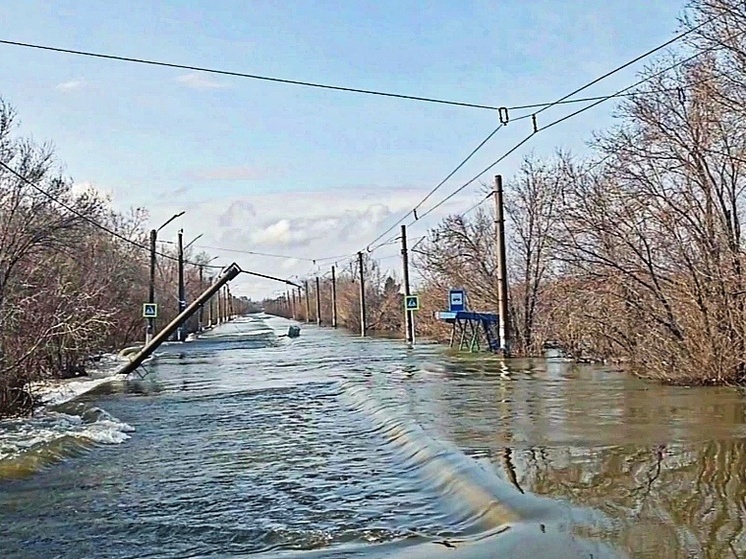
[0, 409, 135, 462]
[1, 355, 134, 465]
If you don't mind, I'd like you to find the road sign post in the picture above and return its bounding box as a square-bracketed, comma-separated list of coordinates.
[143, 303, 158, 319]
[404, 295, 420, 345]
[449, 289, 466, 312]
[404, 295, 420, 311]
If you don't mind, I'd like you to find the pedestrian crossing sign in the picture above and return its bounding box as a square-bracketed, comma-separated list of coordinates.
[143, 303, 158, 318]
[404, 295, 420, 311]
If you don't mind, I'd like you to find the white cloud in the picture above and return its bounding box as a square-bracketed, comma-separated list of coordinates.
[55, 80, 84, 92]
[70, 180, 114, 201]
[175, 72, 227, 90]
[144, 184, 470, 298]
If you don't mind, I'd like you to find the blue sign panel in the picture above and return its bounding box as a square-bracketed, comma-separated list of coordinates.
[449, 289, 466, 312]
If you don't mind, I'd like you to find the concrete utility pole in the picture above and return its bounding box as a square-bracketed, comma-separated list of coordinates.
[207, 275, 214, 327]
[146, 211, 185, 342]
[494, 175, 510, 354]
[118, 264, 241, 377]
[198, 265, 205, 332]
[358, 251, 367, 337]
[401, 225, 413, 344]
[331, 265, 338, 328]
[147, 229, 157, 343]
[304, 280, 311, 323]
[291, 289, 297, 320]
[315, 276, 322, 326]
[226, 286, 230, 320]
[177, 229, 186, 342]
[296, 286, 302, 320]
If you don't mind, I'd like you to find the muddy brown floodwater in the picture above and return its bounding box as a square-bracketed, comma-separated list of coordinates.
[1, 314, 744, 558]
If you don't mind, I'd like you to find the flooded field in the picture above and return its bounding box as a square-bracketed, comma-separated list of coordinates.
[1, 314, 744, 558]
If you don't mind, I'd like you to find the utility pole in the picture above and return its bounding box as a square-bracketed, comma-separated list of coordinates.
[207, 276, 214, 327]
[315, 276, 322, 326]
[291, 289, 297, 320]
[118, 264, 241, 376]
[147, 229, 157, 343]
[177, 229, 186, 342]
[198, 265, 204, 332]
[215, 283, 222, 324]
[226, 285, 232, 320]
[494, 175, 510, 354]
[304, 280, 311, 323]
[331, 265, 338, 328]
[401, 225, 413, 344]
[297, 286, 302, 320]
[358, 251, 367, 337]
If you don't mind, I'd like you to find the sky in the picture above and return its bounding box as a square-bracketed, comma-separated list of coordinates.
[0, 0, 689, 298]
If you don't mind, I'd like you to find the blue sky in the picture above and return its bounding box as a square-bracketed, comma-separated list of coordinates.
[0, 0, 688, 296]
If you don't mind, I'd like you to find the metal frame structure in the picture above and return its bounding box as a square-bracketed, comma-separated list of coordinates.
[437, 311, 500, 353]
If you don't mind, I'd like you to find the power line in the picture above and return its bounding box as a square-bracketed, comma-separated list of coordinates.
[158, 241, 320, 262]
[378, 20, 733, 244]
[529, 14, 716, 119]
[363, 123, 505, 251]
[0, 160, 239, 273]
[361, 19, 714, 255]
[0, 38, 499, 112]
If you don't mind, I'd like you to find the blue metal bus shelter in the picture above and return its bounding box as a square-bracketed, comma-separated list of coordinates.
[436, 310, 500, 353]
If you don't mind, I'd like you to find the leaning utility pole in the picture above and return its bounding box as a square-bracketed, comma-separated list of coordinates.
[494, 175, 510, 354]
[315, 276, 322, 326]
[147, 229, 157, 343]
[177, 229, 186, 342]
[401, 225, 413, 344]
[118, 264, 242, 377]
[331, 265, 338, 328]
[304, 280, 311, 323]
[358, 251, 367, 337]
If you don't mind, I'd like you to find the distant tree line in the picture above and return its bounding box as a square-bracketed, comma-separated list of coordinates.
[0, 101, 248, 416]
[264, 254, 403, 333]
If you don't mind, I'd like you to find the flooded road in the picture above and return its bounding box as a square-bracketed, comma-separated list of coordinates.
[1, 314, 745, 558]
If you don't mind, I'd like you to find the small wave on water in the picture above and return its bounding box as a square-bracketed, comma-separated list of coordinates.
[1, 359, 133, 479]
[334, 378, 625, 558]
[0, 406, 134, 477]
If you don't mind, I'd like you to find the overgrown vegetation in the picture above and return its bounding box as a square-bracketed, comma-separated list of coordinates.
[269, 0, 746, 386]
[0, 101, 246, 416]
[418, 0, 746, 385]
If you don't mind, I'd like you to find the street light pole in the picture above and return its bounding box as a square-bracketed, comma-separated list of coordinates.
[177, 229, 186, 342]
[146, 211, 185, 343]
[198, 256, 218, 333]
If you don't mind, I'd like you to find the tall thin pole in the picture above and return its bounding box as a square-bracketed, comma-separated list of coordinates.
[198, 265, 205, 332]
[358, 251, 367, 337]
[177, 229, 186, 341]
[315, 276, 322, 326]
[304, 280, 311, 323]
[207, 276, 214, 327]
[331, 265, 338, 328]
[147, 228, 157, 343]
[494, 175, 510, 354]
[216, 282, 222, 324]
[226, 285, 232, 320]
[297, 286, 302, 321]
[401, 225, 413, 344]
